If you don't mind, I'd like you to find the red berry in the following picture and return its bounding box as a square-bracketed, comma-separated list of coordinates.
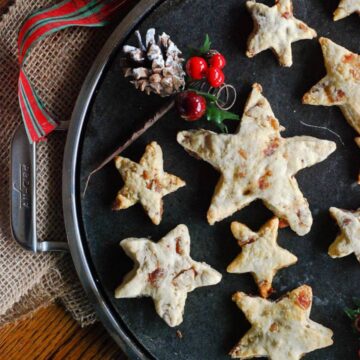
[207, 67, 225, 88]
[186, 57, 208, 80]
[176, 91, 206, 121]
[355, 314, 360, 333]
[209, 53, 226, 69]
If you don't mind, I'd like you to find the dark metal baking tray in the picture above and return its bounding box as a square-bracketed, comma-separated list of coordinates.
[63, 1, 360, 359]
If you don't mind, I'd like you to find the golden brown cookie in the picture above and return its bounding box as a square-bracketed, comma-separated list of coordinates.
[113, 141, 185, 225]
[114, 225, 222, 327]
[303, 37, 360, 136]
[177, 83, 336, 235]
[246, 0, 317, 67]
[328, 207, 360, 263]
[230, 286, 333, 359]
[227, 218, 297, 298]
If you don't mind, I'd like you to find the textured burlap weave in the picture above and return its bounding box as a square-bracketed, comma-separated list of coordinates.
[0, 0, 126, 326]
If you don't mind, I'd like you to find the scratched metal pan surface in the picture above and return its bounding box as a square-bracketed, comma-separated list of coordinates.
[63, 0, 360, 359]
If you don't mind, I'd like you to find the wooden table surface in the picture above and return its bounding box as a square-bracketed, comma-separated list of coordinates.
[0, 304, 127, 360]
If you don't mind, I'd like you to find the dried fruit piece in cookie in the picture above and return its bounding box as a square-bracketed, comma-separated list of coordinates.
[246, 0, 317, 67]
[303, 38, 360, 136]
[177, 83, 336, 235]
[230, 285, 333, 359]
[328, 207, 360, 263]
[227, 217, 297, 298]
[114, 224, 222, 327]
[334, 0, 360, 21]
[113, 141, 185, 225]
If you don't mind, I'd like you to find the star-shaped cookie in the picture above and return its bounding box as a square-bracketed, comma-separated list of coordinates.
[303, 37, 360, 136]
[177, 83, 336, 235]
[230, 285, 334, 359]
[246, 0, 317, 67]
[227, 217, 297, 298]
[113, 141, 185, 225]
[334, 0, 360, 21]
[328, 207, 360, 263]
[114, 224, 222, 327]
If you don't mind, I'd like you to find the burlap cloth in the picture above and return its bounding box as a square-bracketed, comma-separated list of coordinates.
[0, 0, 134, 327]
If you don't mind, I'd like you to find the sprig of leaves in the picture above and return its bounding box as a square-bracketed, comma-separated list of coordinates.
[206, 103, 239, 133]
[199, 34, 211, 54]
[189, 34, 212, 56]
[345, 298, 360, 320]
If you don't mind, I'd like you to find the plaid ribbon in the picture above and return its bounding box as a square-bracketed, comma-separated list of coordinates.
[18, 0, 126, 143]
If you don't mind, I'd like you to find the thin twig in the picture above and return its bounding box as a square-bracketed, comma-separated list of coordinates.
[82, 99, 175, 197]
[300, 120, 345, 146]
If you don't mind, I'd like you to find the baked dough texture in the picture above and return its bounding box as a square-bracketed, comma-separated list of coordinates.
[334, 0, 360, 20]
[227, 217, 297, 298]
[113, 141, 185, 225]
[246, 0, 317, 67]
[114, 224, 222, 327]
[230, 285, 333, 359]
[177, 83, 336, 235]
[328, 207, 360, 263]
[303, 37, 360, 136]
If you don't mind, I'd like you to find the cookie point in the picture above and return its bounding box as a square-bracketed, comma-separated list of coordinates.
[114, 156, 122, 166]
[246, 0, 256, 9]
[230, 221, 240, 233]
[147, 141, 159, 149]
[175, 224, 189, 233]
[319, 37, 328, 46]
[296, 284, 313, 297]
[176, 131, 188, 144]
[207, 211, 216, 225]
[302, 93, 310, 104]
[232, 291, 244, 302]
[252, 83, 263, 93]
[269, 217, 279, 227]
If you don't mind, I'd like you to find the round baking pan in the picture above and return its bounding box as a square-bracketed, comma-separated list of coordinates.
[63, 1, 360, 359]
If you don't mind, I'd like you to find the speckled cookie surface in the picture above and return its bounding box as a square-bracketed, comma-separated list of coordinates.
[113, 142, 185, 225]
[334, 0, 360, 20]
[246, 0, 317, 67]
[303, 37, 360, 136]
[115, 225, 222, 327]
[227, 217, 297, 298]
[328, 207, 360, 262]
[177, 83, 336, 235]
[230, 286, 333, 359]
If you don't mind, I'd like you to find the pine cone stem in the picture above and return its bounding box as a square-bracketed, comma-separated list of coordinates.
[82, 99, 175, 197]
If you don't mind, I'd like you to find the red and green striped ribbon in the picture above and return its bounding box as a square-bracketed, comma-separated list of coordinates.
[18, 0, 126, 143]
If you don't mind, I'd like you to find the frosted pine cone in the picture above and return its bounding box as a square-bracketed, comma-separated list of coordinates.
[122, 28, 186, 97]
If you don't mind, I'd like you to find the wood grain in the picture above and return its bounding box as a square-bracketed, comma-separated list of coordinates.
[0, 304, 127, 360]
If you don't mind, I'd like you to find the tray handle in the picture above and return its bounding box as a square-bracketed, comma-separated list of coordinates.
[10, 124, 69, 252]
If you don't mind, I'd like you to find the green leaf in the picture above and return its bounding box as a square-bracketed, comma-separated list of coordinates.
[353, 298, 360, 307]
[344, 307, 360, 320]
[188, 88, 218, 102]
[345, 307, 356, 319]
[199, 34, 211, 54]
[205, 103, 239, 133]
[206, 103, 240, 122]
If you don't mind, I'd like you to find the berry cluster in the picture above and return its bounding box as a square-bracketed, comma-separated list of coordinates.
[175, 35, 239, 131]
[185, 53, 226, 88]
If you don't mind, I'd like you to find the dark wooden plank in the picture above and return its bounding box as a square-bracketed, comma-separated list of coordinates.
[0, 304, 127, 360]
